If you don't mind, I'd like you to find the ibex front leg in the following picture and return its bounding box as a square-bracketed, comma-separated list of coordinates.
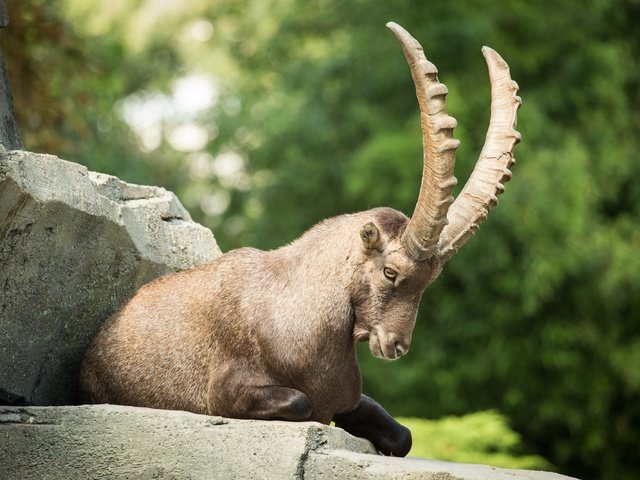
[333, 395, 412, 457]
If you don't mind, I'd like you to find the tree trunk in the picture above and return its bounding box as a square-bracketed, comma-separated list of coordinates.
[0, 1, 24, 150]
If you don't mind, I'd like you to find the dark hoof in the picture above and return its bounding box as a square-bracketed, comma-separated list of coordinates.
[378, 424, 412, 457]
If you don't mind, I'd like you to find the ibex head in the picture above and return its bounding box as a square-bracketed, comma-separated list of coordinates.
[351, 23, 521, 361]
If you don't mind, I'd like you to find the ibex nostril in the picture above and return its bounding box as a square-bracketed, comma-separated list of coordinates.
[394, 342, 406, 358]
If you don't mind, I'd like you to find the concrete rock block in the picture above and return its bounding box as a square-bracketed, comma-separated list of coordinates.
[0, 149, 221, 406]
[0, 404, 374, 479]
[305, 449, 579, 480]
[0, 405, 578, 480]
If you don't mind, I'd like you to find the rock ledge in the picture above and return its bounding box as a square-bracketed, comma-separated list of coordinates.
[0, 405, 578, 480]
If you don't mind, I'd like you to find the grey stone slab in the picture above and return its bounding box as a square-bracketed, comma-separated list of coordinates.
[0, 405, 374, 480]
[0, 405, 579, 480]
[305, 449, 579, 480]
[0, 150, 220, 405]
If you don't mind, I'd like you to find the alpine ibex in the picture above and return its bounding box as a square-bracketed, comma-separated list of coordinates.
[79, 23, 520, 457]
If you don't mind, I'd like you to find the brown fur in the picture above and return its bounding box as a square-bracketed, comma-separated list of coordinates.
[78, 207, 440, 426]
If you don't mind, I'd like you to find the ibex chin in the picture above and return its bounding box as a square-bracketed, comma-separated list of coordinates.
[79, 22, 520, 456]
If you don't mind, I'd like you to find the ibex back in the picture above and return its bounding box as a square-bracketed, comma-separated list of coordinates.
[79, 22, 521, 457]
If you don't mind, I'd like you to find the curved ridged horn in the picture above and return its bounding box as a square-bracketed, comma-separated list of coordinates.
[437, 47, 521, 262]
[387, 22, 460, 262]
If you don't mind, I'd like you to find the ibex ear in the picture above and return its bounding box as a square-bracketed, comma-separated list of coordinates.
[360, 222, 381, 250]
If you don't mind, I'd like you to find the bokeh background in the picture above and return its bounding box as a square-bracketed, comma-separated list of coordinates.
[3, 1, 639, 478]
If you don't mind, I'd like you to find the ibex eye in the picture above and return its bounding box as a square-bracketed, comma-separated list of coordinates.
[383, 267, 398, 281]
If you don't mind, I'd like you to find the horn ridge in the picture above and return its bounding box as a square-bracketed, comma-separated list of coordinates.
[438, 46, 521, 262]
[386, 22, 459, 262]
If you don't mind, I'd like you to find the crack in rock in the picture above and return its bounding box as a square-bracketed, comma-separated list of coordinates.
[296, 425, 329, 479]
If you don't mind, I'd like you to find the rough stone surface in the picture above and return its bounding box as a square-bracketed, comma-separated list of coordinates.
[0, 405, 373, 479]
[0, 405, 578, 480]
[0, 150, 221, 406]
[304, 450, 577, 480]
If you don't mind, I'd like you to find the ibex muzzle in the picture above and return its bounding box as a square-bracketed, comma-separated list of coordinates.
[78, 22, 520, 457]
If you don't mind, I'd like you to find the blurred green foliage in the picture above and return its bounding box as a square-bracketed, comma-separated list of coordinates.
[3, 0, 640, 478]
[400, 411, 549, 469]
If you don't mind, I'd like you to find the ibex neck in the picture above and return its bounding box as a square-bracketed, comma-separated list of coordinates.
[280, 215, 359, 285]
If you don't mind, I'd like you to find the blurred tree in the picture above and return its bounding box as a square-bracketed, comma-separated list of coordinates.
[2, 0, 191, 186]
[3, 0, 639, 478]
[0, 0, 22, 149]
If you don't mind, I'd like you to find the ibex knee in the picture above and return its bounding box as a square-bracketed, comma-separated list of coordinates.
[231, 385, 312, 422]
